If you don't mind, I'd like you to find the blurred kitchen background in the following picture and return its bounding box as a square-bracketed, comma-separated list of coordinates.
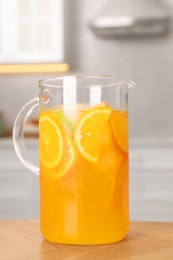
[0, 0, 173, 221]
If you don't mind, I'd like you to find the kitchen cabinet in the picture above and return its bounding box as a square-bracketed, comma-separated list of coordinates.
[0, 138, 173, 221]
[0, 138, 39, 218]
[130, 138, 173, 222]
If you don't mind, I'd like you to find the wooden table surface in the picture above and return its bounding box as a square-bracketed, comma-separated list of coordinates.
[0, 221, 173, 260]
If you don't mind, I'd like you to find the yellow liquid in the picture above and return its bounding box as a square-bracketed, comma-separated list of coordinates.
[39, 105, 129, 244]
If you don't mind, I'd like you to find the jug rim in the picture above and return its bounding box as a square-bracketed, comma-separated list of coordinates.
[39, 74, 137, 89]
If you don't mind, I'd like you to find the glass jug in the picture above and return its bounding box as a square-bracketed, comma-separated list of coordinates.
[13, 75, 137, 244]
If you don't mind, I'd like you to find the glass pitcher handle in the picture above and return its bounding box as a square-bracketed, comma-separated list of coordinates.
[13, 97, 39, 175]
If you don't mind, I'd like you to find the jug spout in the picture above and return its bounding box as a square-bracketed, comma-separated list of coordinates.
[127, 80, 138, 89]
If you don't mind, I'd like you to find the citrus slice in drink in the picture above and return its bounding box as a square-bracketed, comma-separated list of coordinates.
[57, 134, 78, 178]
[63, 104, 90, 131]
[55, 110, 73, 133]
[110, 111, 128, 153]
[39, 112, 64, 168]
[74, 106, 112, 163]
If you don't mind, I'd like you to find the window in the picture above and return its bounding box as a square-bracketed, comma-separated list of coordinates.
[0, 0, 68, 73]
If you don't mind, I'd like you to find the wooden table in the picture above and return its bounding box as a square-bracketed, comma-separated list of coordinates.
[0, 221, 173, 260]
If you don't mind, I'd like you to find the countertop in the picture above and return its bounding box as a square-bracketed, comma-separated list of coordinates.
[0, 221, 173, 260]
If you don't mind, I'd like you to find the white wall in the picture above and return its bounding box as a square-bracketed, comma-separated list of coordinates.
[0, 0, 173, 137]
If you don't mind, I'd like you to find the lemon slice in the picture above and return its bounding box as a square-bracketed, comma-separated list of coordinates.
[110, 111, 128, 153]
[74, 106, 112, 163]
[55, 111, 73, 133]
[56, 134, 77, 178]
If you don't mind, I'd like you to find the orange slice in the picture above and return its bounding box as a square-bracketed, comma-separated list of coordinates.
[74, 106, 112, 163]
[56, 134, 77, 178]
[39, 112, 64, 168]
[55, 110, 73, 133]
[110, 111, 128, 153]
[63, 104, 90, 131]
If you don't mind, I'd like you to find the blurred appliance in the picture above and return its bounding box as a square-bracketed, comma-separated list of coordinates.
[91, 0, 171, 37]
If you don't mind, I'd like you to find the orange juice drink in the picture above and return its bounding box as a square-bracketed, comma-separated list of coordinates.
[39, 104, 129, 244]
